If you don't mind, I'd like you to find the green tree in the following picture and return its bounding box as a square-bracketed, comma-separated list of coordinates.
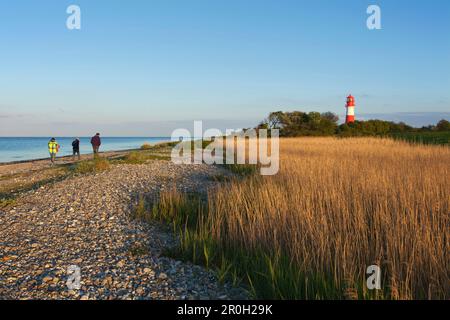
[436, 119, 450, 131]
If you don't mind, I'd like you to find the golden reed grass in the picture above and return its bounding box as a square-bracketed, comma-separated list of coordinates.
[207, 137, 449, 299]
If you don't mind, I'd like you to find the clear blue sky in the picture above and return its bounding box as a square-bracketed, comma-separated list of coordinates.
[0, 0, 449, 136]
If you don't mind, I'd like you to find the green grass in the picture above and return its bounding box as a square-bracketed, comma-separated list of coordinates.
[140, 143, 153, 150]
[390, 131, 450, 145]
[131, 189, 371, 299]
[140, 141, 180, 150]
[116, 151, 170, 164]
[223, 163, 259, 176]
[123, 151, 148, 164]
[171, 139, 213, 153]
[151, 141, 179, 150]
[209, 174, 233, 182]
[0, 197, 16, 209]
[131, 191, 204, 230]
[72, 157, 110, 174]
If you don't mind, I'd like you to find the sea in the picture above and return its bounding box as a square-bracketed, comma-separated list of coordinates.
[0, 137, 171, 163]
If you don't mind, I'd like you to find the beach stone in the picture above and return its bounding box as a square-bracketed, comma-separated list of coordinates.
[158, 273, 168, 280]
[143, 268, 152, 274]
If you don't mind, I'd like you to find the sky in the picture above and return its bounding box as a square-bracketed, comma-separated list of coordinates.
[0, 0, 449, 136]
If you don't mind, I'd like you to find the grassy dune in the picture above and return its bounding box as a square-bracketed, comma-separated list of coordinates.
[143, 137, 449, 299]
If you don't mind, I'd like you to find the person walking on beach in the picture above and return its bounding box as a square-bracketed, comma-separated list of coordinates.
[48, 138, 59, 165]
[91, 133, 101, 156]
[72, 138, 81, 160]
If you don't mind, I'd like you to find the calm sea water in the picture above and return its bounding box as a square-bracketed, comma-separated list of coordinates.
[0, 137, 171, 163]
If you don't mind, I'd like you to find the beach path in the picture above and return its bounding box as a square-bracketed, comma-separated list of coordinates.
[0, 157, 245, 299]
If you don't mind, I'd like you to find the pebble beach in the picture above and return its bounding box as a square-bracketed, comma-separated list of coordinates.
[0, 149, 248, 300]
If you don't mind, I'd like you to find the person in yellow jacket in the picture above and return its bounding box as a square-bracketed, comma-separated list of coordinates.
[48, 137, 60, 164]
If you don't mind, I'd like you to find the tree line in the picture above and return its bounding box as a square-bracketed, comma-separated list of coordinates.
[255, 111, 450, 137]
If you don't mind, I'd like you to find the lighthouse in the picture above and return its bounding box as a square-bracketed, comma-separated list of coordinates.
[345, 94, 356, 124]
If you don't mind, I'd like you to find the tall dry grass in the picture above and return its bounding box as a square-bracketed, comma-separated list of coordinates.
[206, 137, 449, 299]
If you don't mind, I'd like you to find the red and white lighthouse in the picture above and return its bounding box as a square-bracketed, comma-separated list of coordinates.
[345, 94, 356, 124]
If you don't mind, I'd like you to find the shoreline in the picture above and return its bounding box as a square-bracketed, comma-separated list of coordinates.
[0, 148, 139, 166]
[0, 137, 173, 166]
[0, 140, 174, 167]
[0, 140, 176, 179]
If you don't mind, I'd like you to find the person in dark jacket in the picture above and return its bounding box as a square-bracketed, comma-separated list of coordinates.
[91, 133, 101, 156]
[72, 138, 80, 160]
